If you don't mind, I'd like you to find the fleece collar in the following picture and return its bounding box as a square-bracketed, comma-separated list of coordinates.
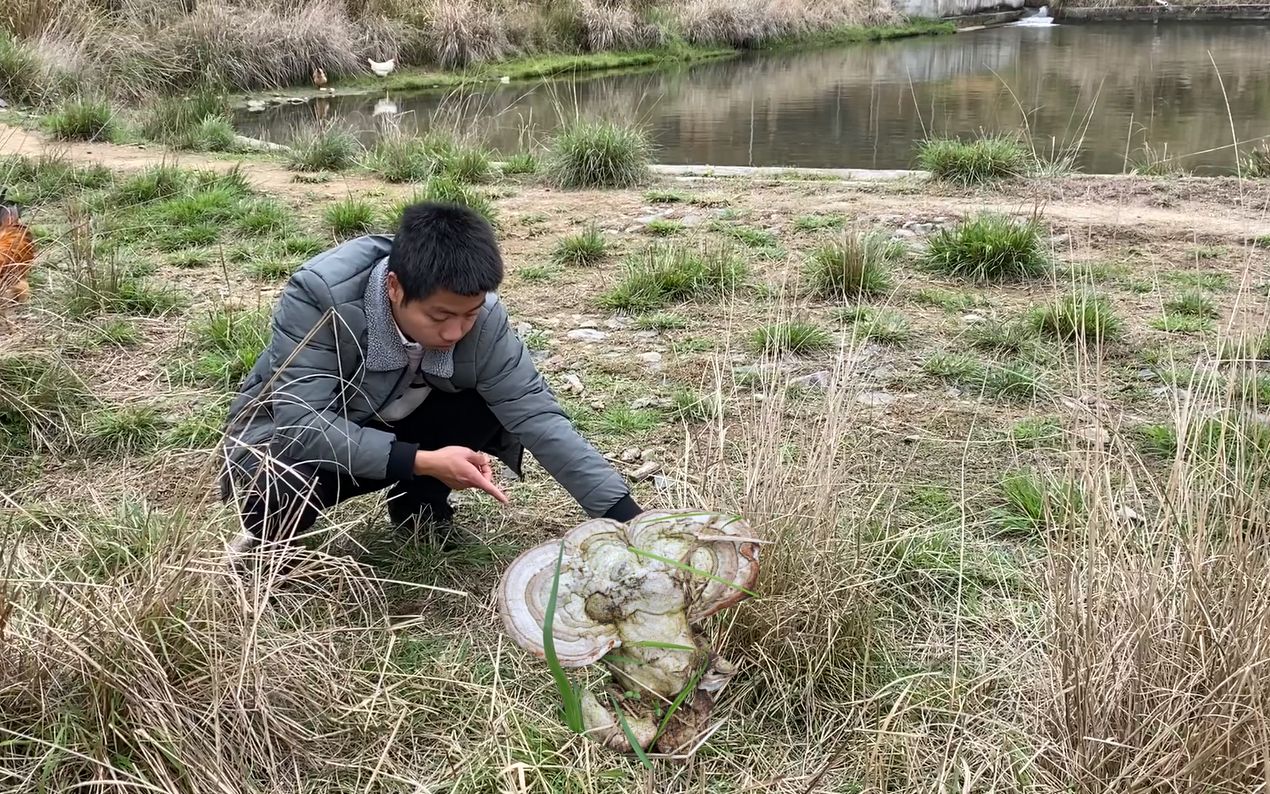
[362, 260, 454, 378]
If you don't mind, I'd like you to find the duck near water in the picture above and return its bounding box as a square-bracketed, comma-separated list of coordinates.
[368, 58, 395, 78]
[312, 67, 328, 90]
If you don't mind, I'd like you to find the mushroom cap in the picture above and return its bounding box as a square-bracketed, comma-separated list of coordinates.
[497, 511, 760, 666]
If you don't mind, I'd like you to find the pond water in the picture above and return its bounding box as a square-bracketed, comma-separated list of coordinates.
[235, 22, 1270, 175]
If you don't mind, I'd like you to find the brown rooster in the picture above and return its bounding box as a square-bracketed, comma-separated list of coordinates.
[0, 189, 37, 314]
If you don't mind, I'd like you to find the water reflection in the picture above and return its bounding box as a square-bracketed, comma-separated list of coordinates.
[235, 22, 1270, 174]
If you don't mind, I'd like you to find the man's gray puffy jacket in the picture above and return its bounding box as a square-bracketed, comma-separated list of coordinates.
[221, 234, 631, 518]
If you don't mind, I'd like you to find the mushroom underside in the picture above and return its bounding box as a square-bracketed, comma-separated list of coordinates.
[496, 510, 760, 753]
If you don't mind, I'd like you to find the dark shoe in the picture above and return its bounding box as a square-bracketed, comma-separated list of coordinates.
[389, 499, 480, 550]
[389, 498, 454, 531]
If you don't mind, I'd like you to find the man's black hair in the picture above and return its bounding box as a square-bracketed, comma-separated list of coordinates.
[388, 202, 503, 301]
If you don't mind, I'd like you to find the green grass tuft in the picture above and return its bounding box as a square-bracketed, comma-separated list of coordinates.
[982, 359, 1044, 401]
[234, 199, 294, 236]
[923, 351, 984, 383]
[1164, 289, 1218, 319]
[966, 317, 1038, 355]
[417, 176, 496, 226]
[552, 225, 608, 266]
[190, 307, 271, 388]
[1032, 292, 1123, 343]
[325, 197, 377, 238]
[836, 306, 910, 345]
[913, 287, 982, 313]
[601, 244, 746, 312]
[923, 214, 1047, 282]
[670, 389, 721, 423]
[544, 119, 652, 189]
[806, 232, 903, 299]
[917, 135, 1030, 186]
[87, 318, 141, 348]
[85, 405, 166, 457]
[501, 152, 539, 176]
[139, 91, 234, 150]
[644, 219, 683, 236]
[44, 97, 116, 142]
[0, 353, 93, 455]
[645, 189, 688, 204]
[793, 214, 845, 232]
[997, 469, 1083, 534]
[62, 256, 184, 318]
[1010, 416, 1063, 448]
[1134, 423, 1178, 457]
[1150, 314, 1213, 334]
[287, 121, 361, 172]
[750, 322, 831, 355]
[111, 165, 190, 205]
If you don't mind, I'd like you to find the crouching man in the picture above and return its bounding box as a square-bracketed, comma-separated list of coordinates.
[219, 202, 642, 550]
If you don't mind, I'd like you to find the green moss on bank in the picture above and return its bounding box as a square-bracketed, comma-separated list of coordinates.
[762, 20, 957, 50]
[308, 21, 950, 96]
[339, 45, 734, 94]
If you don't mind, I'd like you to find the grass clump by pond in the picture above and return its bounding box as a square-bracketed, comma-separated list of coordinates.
[806, 231, 903, 299]
[601, 244, 746, 312]
[1032, 292, 1123, 344]
[44, 97, 117, 142]
[917, 135, 1029, 186]
[363, 133, 491, 184]
[552, 225, 608, 266]
[1244, 145, 1270, 178]
[923, 214, 1047, 282]
[287, 122, 361, 172]
[544, 119, 651, 189]
[500, 152, 539, 176]
[139, 92, 237, 151]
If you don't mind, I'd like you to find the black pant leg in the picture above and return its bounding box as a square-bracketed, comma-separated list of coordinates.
[374, 388, 505, 523]
[224, 453, 390, 543]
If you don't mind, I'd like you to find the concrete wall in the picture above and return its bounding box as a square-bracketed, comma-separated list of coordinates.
[896, 0, 1024, 19]
[1054, 4, 1270, 21]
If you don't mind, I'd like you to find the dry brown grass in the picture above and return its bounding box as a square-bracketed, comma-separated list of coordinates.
[0, 0, 896, 99]
[3, 126, 1270, 790]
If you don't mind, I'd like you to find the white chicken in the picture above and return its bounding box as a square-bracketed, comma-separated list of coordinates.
[368, 58, 396, 78]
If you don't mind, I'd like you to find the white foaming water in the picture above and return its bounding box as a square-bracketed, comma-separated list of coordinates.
[1012, 5, 1056, 26]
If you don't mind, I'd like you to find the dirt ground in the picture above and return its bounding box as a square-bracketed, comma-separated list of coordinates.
[4, 122, 1268, 515]
[3, 119, 1270, 792]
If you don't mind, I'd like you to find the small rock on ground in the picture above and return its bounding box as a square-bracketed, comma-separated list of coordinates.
[856, 391, 896, 407]
[567, 329, 608, 342]
[631, 461, 661, 480]
[790, 370, 832, 390]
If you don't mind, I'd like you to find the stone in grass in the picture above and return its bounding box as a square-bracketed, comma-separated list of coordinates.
[790, 370, 832, 390]
[620, 447, 641, 463]
[567, 328, 609, 342]
[855, 391, 896, 407]
[630, 461, 661, 480]
[638, 351, 663, 370]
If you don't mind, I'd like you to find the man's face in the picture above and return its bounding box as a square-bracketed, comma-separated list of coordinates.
[387, 272, 486, 350]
